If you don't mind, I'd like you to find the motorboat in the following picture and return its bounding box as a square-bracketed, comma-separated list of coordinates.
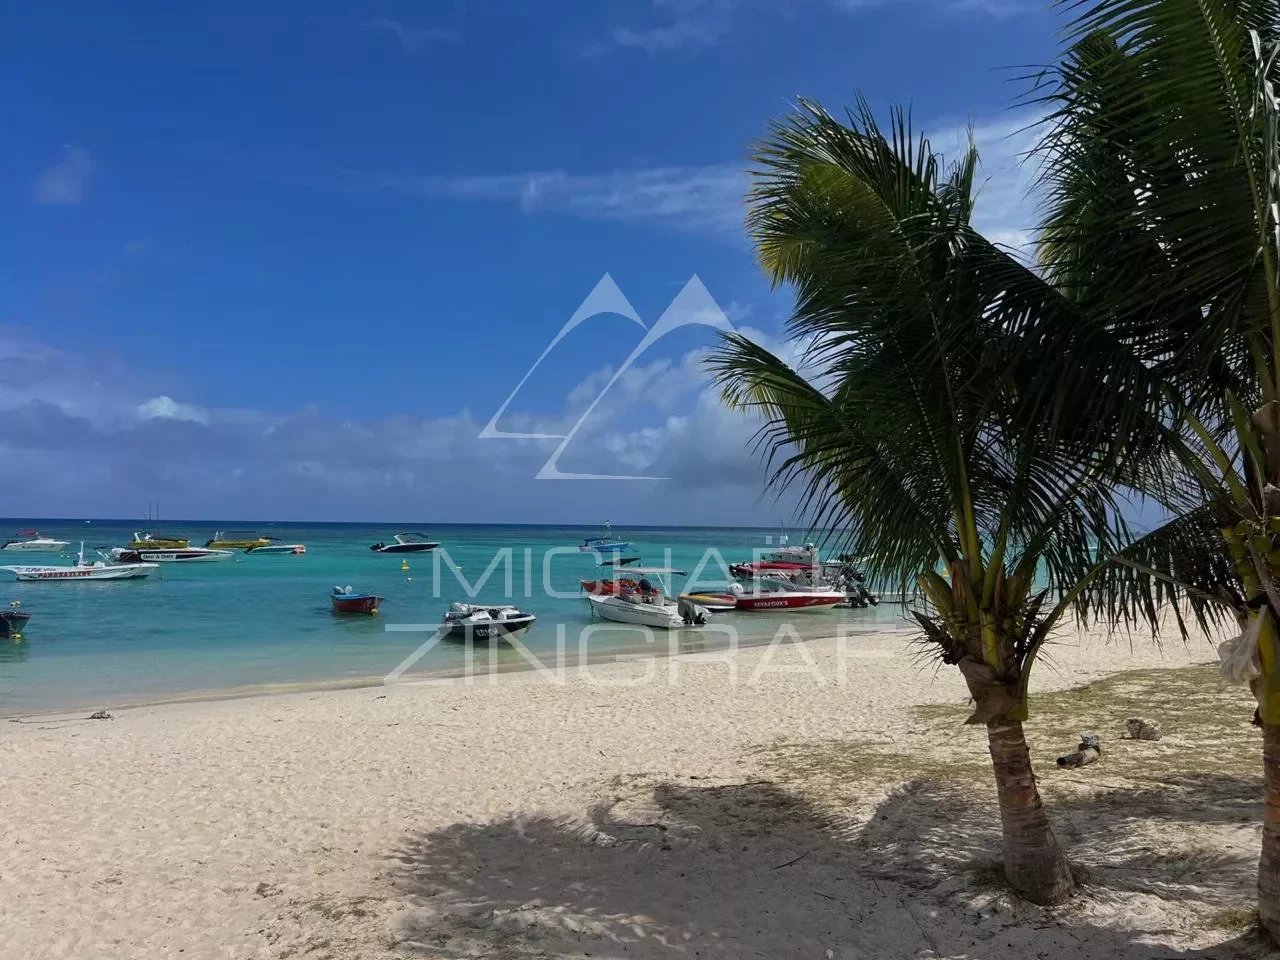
[1, 543, 158, 581]
[370, 533, 439, 554]
[731, 562, 878, 609]
[331, 586, 383, 614]
[1, 601, 29, 637]
[108, 545, 234, 563]
[764, 538, 821, 566]
[0, 533, 70, 553]
[584, 567, 706, 629]
[438, 602, 536, 644]
[578, 522, 630, 554]
[206, 531, 273, 550]
[726, 536, 825, 579]
[729, 558, 819, 578]
[128, 531, 190, 549]
[728, 578, 843, 612]
[246, 543, 306, 555]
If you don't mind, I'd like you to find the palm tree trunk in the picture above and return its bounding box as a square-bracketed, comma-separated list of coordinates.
[986, 720, 1074, 905]
[1260, 722, 1280, 939]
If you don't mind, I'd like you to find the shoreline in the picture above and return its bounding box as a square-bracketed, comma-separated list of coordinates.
[1, 620, 919, 720]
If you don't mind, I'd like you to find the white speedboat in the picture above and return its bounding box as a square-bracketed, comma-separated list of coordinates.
[2, 544, 158, 581]
[438, 603, 536, 643]
[108, 546, 234, 563]
[370, 533, 439, 554]
[0, 533, 70, 553]
[205, 531, 272, 550]
[584, 567, 706, 630]
[245, 543, 306, 555]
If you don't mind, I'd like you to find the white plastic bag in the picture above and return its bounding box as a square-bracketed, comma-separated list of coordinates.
[1219, 614, 1264, 684]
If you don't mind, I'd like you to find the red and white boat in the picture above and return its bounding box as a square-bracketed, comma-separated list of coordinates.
[728, 575, 843, 612]
[731, 588, 844, 612]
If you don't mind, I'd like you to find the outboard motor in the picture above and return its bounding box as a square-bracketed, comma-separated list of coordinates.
[676, 597, 708, 625]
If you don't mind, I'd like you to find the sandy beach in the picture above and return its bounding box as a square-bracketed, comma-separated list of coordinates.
[1, 623, 1263, 959]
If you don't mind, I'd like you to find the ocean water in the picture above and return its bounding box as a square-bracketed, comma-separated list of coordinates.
[0, 520, 912, 715]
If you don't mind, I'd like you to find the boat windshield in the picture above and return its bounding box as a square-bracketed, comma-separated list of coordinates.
[754, 576, 805, 593]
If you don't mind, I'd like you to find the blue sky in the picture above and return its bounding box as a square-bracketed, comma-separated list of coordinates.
[0, 0, 1058, 523]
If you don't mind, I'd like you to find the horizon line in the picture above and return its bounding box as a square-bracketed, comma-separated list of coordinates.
[0, 516, 807, 532]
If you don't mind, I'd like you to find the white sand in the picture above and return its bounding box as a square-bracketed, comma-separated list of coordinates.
[0, 623, 1256, 959]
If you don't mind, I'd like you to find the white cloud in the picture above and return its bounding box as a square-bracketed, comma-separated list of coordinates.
[608, 20, 722, 53]
[136, 395, 209, 424]
[590, 0, 1031, 57]
[380, 165, 745, 233]
[376, 110, 1041, 247]
[932, 109, 1046, 261]
[364, 17, 461, 54]
[33, 146, 93, 205]
[836, 0, 1031, 11]
[586, 0, 740, 56]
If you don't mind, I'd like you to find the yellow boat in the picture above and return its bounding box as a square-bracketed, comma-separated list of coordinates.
[128, 531, 190, 549]
[204, 530, 272, 550]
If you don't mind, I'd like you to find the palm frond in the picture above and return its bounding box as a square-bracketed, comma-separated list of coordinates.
[1035, 0, 1280, 409]
[712, 101, 1159, 624]
[1080, 501, 1243, 636]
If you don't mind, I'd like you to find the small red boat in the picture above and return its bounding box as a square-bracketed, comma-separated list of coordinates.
[331, 586, 382, 615]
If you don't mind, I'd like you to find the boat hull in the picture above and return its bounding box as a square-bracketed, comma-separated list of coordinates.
[247, 544, 306, 555]
[2, 563, 158, 581]
[371, 542, 437, 553]
[732, 593, 843, 612]
[0, 540, 69, 553]
[205, 533, 271, 549]
[586, 593, 687, 629]
[0, 611, 30, 636]
[115, 548, 234, 563]
[439, 616, 535, 644]
[331, 594, 382, 614]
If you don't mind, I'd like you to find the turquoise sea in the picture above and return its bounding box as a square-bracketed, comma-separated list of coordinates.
[0, 520, 912, 716]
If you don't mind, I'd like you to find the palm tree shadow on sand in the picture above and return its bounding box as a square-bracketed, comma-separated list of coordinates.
[382, 775, 1267, 959]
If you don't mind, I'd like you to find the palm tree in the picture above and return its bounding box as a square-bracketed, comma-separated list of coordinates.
[707, 101, 1157, 905]
[1031, 0, 1280, 935]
